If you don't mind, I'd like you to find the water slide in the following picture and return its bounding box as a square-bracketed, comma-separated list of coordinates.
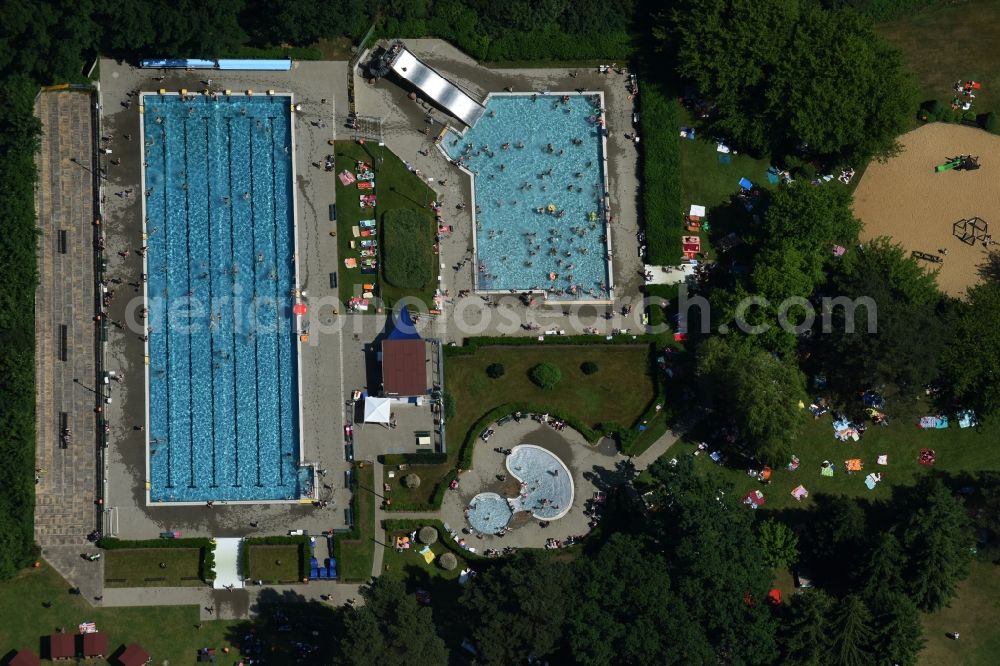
[387, 45, 486, 127]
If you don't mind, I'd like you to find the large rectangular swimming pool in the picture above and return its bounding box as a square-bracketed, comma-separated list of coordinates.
[444, 93, 613, 300]
[141, 93, 306, 503]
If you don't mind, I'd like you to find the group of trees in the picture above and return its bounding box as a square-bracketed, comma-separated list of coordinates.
[657, 0, 915, 162]
[686, 174, 1000, 463]
[323, 457, 782, 666]
[284, 460, 979, 665]
[778, 477, 974, 665]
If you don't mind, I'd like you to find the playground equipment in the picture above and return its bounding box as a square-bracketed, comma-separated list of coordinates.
[953, 217, 989, 245]
[935, 155, 980, 172]
[911, 250, 943, 264]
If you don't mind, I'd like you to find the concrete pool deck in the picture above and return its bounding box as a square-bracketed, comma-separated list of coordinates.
[438, 420, 622, 548]
[33, 88, 104, 600]
[98, 59, 356, 538]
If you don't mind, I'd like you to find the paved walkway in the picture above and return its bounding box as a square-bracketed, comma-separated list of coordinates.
[101, 581, 362, 619]
[33, 89, 103, 597]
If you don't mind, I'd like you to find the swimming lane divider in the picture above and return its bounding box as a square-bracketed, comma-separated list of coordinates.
[225, 118, 241, 488]
[182, 118, 196, 489]
[160, 122, 175, 490]
[203, 117, 218, 489]
[248, 118, 263, 488]
[268, 115, 285, 485]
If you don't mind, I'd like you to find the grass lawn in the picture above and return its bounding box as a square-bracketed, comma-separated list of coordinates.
[385, 345, 657, 507]
[879, 0, 1000, 114]
[381, 524, 468, 582]
[920, 560, 1000, 665]
[381, 208, 436, 292]
[667, 408, 1000, 512]
[333, 140, 438, 310]
[104, 548, 204, 588]
[334, 462, 376, 582]
[447, 345, 656, 445]
[247, 545, 301, 584]
[676, 108, 776, 258]
[0, 563, 236, 661]
[380, 520, 472, 650]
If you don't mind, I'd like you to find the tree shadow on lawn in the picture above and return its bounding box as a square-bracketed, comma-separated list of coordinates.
[225, 588, 343, 663]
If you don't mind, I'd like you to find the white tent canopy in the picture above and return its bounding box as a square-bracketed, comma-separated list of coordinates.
[364, 396, 392, 424]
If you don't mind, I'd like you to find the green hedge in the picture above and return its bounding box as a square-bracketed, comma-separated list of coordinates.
[444, 333, 676, 357]
[384, 518, 486, 562]
[639, 84, 683, 263]
[381, 452, 448, 466]
[458, 403, 602, 472]
[0, 77, 43, 580]
[242, 536, 311, 582]
[98, 537, 216, 582]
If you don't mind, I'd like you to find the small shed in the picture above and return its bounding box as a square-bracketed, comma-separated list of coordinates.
[81, 632, 108, 658]
[118, 643, 152, 666]
[8, 650, 41, 666]
[47, 634, 74, 661]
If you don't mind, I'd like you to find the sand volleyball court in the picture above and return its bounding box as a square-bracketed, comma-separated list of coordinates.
[853, 123, 1000, 297]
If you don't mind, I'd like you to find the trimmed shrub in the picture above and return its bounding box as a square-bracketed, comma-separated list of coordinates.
[439, 552, 458, 571]
[529, 363, 562, 390]
[920, 99, 942, 121]
[580, 361, 599, 375]
[443, 391, 456, 419]
[403, 473, 421, 489]
[980, 111, 998, 133]
[486, 363, 505, 379]
[418, 526, 439, 544]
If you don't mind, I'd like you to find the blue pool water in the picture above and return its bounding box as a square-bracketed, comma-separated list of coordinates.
[142, 94, 303, 502]
[467, 492, 514, 534]
[444, 94, 611, 300]
[506, 445, 574, 520]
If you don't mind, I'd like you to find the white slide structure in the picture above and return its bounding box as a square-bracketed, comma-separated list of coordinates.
[389, 47, 486, 127]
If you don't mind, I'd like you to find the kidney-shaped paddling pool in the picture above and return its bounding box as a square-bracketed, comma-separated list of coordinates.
[466, 444, 574, 533]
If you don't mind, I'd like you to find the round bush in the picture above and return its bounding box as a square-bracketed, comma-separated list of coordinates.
[418, 526, 439, 544]
[486, 363, 505, 379]
[402, 473, 421, 489]
[439, 552, 458, 571]
[580, 361, 599, 375]
[529, 363, 562, 390]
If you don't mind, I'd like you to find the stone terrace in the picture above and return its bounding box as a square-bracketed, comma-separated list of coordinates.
[34, 90, 104, 598]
